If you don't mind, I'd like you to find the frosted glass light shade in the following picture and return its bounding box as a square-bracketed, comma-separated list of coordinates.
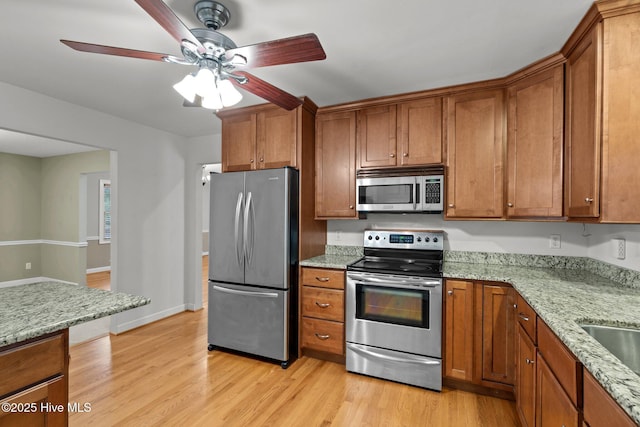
[194, 68, 217, 98]
[173, 74, 197, 103]
[218, 79, 243, 107]
[201, 94, 223, 110]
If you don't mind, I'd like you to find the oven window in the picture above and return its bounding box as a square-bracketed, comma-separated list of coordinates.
[359, 184, 414, 204]
[355, 284, 429, 328]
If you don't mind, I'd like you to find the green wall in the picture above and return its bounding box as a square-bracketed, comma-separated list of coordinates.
[0, 150, 109, 284]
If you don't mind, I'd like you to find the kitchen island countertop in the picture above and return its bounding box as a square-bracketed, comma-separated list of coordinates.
[0, 281, 150, 347]
[444, 261, 640, 425]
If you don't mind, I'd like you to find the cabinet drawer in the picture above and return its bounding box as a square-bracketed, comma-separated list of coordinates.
[302, 286, 344, 322]
[537, 319, 581, 406]
[301, 318, 344, 355]
[301, 268, 345, 290]
[0, 332, 65, 398]
[583, 369, 636, 427]
[515, 293, 537, 343]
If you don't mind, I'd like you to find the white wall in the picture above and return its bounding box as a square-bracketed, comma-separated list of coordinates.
[328, 215, 588, 256]
[329, 215, 640, 272]
[0, 82, 199, 333]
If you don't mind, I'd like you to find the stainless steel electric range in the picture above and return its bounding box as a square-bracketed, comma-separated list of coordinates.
[346, 229, 444, 391]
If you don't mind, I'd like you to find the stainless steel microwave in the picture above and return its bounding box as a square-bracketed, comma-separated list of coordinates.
[356, 166, 444, 213]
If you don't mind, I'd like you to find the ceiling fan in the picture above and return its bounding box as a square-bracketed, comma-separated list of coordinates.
[60, 0, 326, 110]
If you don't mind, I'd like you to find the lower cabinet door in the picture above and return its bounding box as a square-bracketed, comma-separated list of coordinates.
[301, 317, 344, 355]
[536, 354, 579, 427]
[516, 326, 536, 427]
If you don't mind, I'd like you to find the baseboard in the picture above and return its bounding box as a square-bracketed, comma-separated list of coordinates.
[86, 266, 111, 274]
[112, 304, 186, 334]
[0, 276, 78, 289]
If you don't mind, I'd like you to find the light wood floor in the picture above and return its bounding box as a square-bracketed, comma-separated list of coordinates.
[69, 256, 518, 426]
[86, 271, 111, 291]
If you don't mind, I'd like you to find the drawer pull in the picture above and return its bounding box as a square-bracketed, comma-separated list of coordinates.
[447, 290, 453, 296]
[314, 333, 330, 340]
[315, 301, 331, 308]
[315, 277, 330, 282]
[526, 358, 535, 365]
[518, 313, 530, 322]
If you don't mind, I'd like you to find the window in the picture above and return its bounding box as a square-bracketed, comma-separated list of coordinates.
[99, 179, 111, 244]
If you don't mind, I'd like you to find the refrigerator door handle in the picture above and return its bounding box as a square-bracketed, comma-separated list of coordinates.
[212, 285, 278, 299]
[243, 191, 255, 265]
[234, 192, 244, 266]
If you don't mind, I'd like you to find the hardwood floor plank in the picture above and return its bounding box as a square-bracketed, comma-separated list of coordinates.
[69, 256, 518, 426]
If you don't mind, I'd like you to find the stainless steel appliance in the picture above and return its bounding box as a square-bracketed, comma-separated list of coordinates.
[356, 166, 444, 213]
[346, 229, 444, 390]
[208, 167, 298, 369]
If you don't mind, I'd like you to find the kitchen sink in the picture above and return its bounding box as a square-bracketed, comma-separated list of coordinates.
[580, 324, 640, 376]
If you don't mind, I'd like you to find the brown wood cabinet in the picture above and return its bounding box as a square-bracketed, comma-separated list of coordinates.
[445, 89, 505, 219]
[300, 267, 345, 362]
[444, 279, 514, 396]
[356, 98, 443, 169]
[516, 325, 537, 427]
[315, 111, 358, 219]
[219, 98, 316, 172]
[563, 4, 640, 222]
[0, 330, 69, 427]
[583, 368, 636, 427]
[506, 64, 564, 219]
[536, 354, 580, 427]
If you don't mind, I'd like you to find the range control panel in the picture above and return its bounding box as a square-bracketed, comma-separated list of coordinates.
[363, 229, 444, 251]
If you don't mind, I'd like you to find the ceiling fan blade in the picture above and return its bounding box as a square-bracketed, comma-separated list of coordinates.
[134, 0, 205, 54]
[231, 71, 303, 110]
[225, 33, 326, 69]
[61, 40, 172, 62]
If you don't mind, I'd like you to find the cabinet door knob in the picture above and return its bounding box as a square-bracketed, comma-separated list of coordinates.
[389, 153, 396, 158]
[403, 152, 408, 157]
[525, 358, 535, 365]
[585, 197, 593, 203]
[507, 203, 514, 207]
[349, 205, 354, 209]
[250, 159, 254, 163]
[448, 203, 455, 208]
[447, 290, 453, 296]
[259, 157, 264, 162]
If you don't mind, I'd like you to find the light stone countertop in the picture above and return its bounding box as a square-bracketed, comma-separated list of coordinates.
[0, 281, 150, 347]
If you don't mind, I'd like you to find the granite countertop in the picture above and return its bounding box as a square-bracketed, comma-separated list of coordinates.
[444, 261, 640, 424]
[300, 245, 363, 270]
[0, 281, 150, 347]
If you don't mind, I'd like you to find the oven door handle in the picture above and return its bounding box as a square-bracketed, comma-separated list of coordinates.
[347, 272, 440, 288]
[347, 343, 440, 365]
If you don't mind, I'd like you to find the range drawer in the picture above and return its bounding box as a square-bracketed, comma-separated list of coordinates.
[0, 332, 66, 398]
[515, 293, 537, 343]
[302, 286, 344, 322]
[537, 319, 582, 406]
[301, 318, 344, 355]
[301, 268, 344, 290]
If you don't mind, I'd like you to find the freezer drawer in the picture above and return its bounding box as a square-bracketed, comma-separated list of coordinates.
[346, 342, 442, 390]
[208, 282, 289, 362]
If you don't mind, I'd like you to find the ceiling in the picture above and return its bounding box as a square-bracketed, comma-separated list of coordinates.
[1, 0, 593, 146]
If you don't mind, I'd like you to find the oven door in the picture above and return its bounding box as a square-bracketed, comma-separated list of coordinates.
[346, 271, 442, 357]
[356, 176, 419, 212]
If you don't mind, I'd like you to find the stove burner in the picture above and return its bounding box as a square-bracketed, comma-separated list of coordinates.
[362, 261, 391, 269]
[399, 263, 429, 272]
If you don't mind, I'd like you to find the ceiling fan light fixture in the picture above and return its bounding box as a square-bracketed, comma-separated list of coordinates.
[218, 79, 242, 107]
[173, 73, 197, 103]
[194, 67, 217, 98]
[201, 93, 224, 110]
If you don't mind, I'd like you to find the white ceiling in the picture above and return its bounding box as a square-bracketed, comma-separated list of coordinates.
[1, 0, 593, 147]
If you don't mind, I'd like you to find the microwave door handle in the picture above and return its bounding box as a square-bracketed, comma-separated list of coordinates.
[415, 181, 420, 210]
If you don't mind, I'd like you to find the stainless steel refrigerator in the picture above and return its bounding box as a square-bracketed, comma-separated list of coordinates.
[207, 167, 299, 368]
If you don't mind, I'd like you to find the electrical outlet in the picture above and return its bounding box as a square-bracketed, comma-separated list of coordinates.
[549, 234, 561, 249]
[25, 262, 31, 270]
[613, 238, 626, 260]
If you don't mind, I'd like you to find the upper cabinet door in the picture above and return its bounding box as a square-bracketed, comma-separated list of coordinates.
[507, 65, 564, 219]
[357, 105, 397, 168]
[446, 89, 505, 218]
[257, 108, 297, 170]
[564, 24, 601, 218]
[398, 97, 443, 166]
[222, 113, 257, 172]
[315, 111, 358, 218]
